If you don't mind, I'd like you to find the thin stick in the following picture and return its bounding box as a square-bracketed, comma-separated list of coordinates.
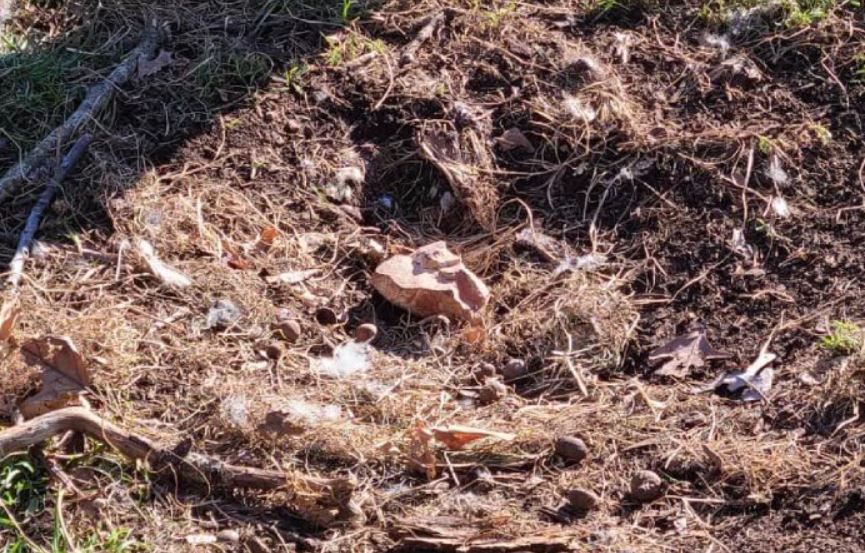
[7, 135, 92, 290]
[0, 23, 159, 203]
[0, 406, 357, 523]
[400, 12, 445, 66]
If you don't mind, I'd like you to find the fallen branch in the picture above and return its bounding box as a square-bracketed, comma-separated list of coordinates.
[6, 135, 92, 290]
[400, 12, 446, 66]
[0, 407, 357, 525]
[0, 23, 159, 203]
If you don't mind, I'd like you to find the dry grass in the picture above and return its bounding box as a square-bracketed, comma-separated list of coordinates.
[2, 0, 865, 551]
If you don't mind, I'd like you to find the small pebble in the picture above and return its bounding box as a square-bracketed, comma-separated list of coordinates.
[478, 378, 508, 404]
[501, 358, 528, 381]
[554, 436, 589, 463]
[566, 488, 600, 511]
[274, 319, 302, 343]
[264, 342, 284, 360]
[354, 323, 378, 343]
[630, 469, 663, 502]
[315, 307, 343, 325]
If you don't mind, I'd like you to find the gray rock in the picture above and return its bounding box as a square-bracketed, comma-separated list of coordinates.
[566, 488, 600, 511]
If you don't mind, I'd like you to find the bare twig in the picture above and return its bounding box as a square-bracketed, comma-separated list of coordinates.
[6, 135, 92, 290]
[400, 12, 445, 66]
[0, 23, 159, 203]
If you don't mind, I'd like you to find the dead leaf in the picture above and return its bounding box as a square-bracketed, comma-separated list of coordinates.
[258, 226, 279, 247]
[138, 50, 174, 79]
[461, 324, 486, 346]
[371, 241, 489, 322]
[496, 127, 533, 152]
[408, 423, 437, 479]
[649, 329, 730, 378]
[20, 336, 91, 418]
[136, 239, 193, 288]
[430, 425, 515, 450]
[0, 297, 21, 342]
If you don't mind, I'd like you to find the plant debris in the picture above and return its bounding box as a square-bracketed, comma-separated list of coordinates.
[19, 336, 91, 418]
[711, 351, 777, 402]
[649, 329, 731, 378]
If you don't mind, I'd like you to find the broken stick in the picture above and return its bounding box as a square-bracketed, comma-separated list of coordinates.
[400, 12, 446, 66]
[6, 134, 92, 290]
[0, 406, 357, 524]
[0, 23, 159, 203]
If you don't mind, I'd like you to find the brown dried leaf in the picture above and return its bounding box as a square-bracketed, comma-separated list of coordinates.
[258, 226, 279, 246]
[20, 336, 91, 418]
[0, 297, 21, 342]
[138, 49, 174, 79]
[649, 330, 730, 378]
[430, 425, 515, 450]
[227, 254, 251, 270]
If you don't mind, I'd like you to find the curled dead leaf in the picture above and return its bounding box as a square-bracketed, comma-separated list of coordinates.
[461, 324, 486, 346]
[20, 335, 91, 419]
[407, 423, 437, 479]
[649, 329, 730, 378]
[227, 254, 251, 270]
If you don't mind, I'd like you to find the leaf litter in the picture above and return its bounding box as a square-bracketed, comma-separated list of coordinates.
[649, 328, 731, 377]
[4, 0, 865, 550]
[19, 335, 91, 418]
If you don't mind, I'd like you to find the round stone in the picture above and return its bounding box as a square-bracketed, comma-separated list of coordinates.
[566, 488, 600, 511]
[354, 323, 378, 343]
[554, 436, 589, 463]
[274, 319, 301, 343]
[630, 470, 663, 502]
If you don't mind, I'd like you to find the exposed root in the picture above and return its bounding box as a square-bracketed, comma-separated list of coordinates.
[0, 406, 357, 526]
